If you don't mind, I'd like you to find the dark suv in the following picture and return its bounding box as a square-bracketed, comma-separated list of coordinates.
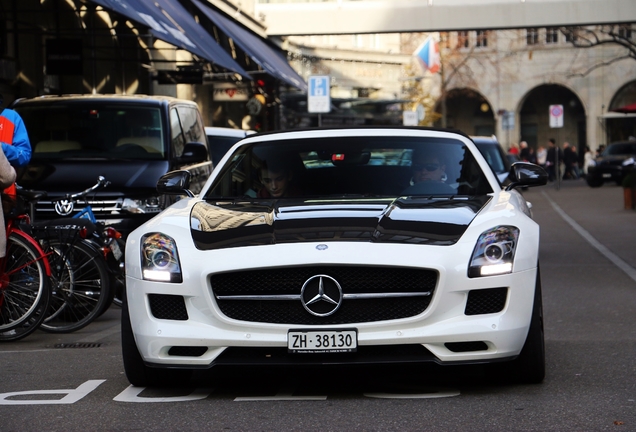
[13, 94, 212, 236]
[586, 141, 636, 187]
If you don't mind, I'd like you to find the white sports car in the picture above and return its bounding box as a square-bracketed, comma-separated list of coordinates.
[122, 127, 548, 386]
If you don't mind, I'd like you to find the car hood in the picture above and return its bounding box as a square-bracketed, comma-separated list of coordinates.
[597, 154, 635, 165]
[18, 160, 171, 193]
[191, 197, 491, 250]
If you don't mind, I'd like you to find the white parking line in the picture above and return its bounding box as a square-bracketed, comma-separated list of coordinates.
[542, 191, 636, 284]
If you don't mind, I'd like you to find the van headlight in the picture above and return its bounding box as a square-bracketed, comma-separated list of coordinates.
[122, 197, 162, 214]
[468, 226, 519, 277]
[141, 233, 182, 282]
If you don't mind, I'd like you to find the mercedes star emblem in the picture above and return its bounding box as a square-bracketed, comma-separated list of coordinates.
[300, 274, 343, 317]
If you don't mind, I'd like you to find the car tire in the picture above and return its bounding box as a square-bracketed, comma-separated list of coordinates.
[487, 266, 545, 384]
[586, 177, 603, 188]
[121, 299, 193, 387]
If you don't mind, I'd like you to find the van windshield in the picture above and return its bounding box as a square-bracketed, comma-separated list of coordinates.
[17, 103, 166, 160]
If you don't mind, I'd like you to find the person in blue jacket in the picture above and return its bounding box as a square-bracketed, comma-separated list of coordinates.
[0, 95, 31, 167]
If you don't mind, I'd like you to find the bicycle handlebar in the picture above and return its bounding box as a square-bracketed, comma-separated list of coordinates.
[66, 176, 110, 201]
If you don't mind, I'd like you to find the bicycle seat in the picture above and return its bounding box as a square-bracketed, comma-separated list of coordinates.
[16, 188, 48, 202]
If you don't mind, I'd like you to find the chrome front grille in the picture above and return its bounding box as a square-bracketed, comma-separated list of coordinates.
[35, 197, 123, 217]
[211, 266, 438, 325]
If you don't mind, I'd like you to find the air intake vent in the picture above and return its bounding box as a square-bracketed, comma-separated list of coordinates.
[445, 341, 488, 352]
[148, 294, 188, 320]
[465, 287, 507, 315]
[168, 346, 208, 357]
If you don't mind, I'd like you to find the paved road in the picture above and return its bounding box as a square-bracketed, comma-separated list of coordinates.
[0, 180, 635, 431]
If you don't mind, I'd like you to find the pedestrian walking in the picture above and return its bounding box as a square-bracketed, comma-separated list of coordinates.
[583, 146, 594, 177]
[562, 142, 579, 180]
[546, 138, 562, 182]
[536, 145, 547, 168]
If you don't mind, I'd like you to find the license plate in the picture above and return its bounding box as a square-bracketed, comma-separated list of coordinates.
[109, 240, 123, 261]
[288, 329, 357, 353]
[602, 173, 612, 178]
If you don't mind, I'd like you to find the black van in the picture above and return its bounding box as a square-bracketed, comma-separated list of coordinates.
[13, 94, 212, 236]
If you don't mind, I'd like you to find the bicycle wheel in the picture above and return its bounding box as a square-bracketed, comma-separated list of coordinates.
[40, 239, 111, 333]
[0, 232, 51, 341]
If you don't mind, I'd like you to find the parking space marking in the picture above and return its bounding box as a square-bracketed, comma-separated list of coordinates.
[0, 380, 105, 405]
[542, 191, 636, 284]
[114, 386, 213, 403]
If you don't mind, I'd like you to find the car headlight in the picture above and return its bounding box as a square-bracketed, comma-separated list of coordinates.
[122, 197, 162, 214]
[468, 226, 520, 277]
[141, 233, 182, 282]
[622, 157, 635, 167]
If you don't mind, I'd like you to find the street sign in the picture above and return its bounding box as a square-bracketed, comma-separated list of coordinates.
[502, 110, 515, 130]
[308, 75, 331, 113]
[549, 104, 564, 128]
[403, 111, 418, 126]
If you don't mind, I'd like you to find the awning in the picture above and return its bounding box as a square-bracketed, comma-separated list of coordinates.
[600, 112, 636, 119]
[611, 102, 636, 113]
[191, 0, 307, 92]
[88, 0, 250, 79]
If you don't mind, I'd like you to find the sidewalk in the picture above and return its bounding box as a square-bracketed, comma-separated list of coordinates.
[521, 178, 636, 272]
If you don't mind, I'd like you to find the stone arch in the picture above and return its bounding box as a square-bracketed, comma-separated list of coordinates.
[434, 88, 495, 136]
[517, 84, 586, 156]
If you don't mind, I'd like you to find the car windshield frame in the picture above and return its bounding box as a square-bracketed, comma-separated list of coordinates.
[16, 102, 167, 160]
[205, 135, 493, 200]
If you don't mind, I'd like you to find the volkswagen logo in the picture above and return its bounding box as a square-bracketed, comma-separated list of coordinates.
[300, 274, 343, 317]
[54, 199, 74, 216]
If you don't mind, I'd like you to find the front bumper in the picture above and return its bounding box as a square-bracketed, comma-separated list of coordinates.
[587, 165, 626, 183]
[126, 241, 539, 369]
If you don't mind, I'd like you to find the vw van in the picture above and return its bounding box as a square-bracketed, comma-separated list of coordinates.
[13, 94, 212, 236]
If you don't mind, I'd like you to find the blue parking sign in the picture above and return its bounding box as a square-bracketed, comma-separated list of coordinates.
[308, 75, 330, 113]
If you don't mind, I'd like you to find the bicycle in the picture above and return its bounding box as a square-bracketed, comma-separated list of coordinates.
[0, 189, 52, 341]
[18, 177, 124, 333]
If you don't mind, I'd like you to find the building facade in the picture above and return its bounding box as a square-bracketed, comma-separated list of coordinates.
[434, 27, 636, 153]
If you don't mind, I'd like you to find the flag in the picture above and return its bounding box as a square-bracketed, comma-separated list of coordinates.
[413, 36, 440, 74]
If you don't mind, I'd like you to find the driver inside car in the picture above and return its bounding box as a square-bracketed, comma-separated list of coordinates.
[410, 151, 448, 184]
[401, 149, 456, 195]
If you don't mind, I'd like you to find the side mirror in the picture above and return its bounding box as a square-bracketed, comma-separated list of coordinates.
[157, 170, 193, 197]
[178, 142, 208, 165]
[505, 162, 548, 191]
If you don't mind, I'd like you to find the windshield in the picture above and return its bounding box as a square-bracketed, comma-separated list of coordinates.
[17, 103, 166, 160]
[207, 135, 246, 166]
[474, 142, 509, 175]
[603, 142, 636, 156]
[206, 136, 492, 200]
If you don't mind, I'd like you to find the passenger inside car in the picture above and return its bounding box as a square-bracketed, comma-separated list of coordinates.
[257, 159, 301, 198]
